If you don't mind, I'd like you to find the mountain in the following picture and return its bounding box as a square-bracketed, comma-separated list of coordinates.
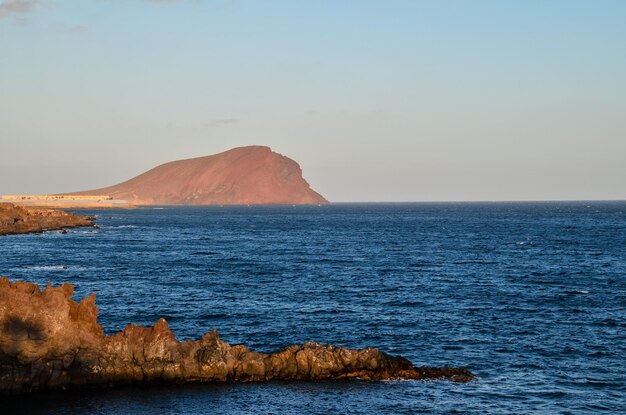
[69, 146, 328, 205]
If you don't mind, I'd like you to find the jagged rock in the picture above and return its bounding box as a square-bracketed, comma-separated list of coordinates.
[0, 203, 94, 236]
[0, 278, 474, 395]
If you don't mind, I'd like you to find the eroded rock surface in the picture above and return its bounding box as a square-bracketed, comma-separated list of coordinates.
[0, 278, 474, 395]
[0, 203, 94, 236]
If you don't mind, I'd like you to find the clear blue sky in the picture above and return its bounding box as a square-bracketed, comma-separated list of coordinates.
[1, 0, 625, 201]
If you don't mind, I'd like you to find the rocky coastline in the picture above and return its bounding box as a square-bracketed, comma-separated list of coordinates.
[0, 203, 95, 236]
[0, 278, 474, 395]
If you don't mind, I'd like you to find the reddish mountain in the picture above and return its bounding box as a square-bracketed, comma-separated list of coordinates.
[70, 146, 327, 205]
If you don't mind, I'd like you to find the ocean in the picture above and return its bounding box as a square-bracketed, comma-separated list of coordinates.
[1, 202, 625, 414]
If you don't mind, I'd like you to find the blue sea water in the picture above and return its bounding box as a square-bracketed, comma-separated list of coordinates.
[1, 202, 625, 414]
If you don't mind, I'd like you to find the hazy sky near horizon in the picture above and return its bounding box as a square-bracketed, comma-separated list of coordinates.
[1, 0, 625, 201]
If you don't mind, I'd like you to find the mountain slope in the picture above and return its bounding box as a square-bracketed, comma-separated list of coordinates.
[70, 146, 327, 205]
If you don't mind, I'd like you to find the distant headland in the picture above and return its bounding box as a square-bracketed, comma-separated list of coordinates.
[66, 145, 328, 206]
[1, 146, 327, 208]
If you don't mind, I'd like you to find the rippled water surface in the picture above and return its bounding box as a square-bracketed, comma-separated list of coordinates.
[1, 202, 625, 414]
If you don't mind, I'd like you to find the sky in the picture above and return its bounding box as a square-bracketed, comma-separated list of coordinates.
[1, 0, 625, 202]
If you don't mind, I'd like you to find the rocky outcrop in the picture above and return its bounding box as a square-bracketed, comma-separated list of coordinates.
[67, 146, 328, 205]
[0, 203, 95, 236]
[0, 278, 473, 394]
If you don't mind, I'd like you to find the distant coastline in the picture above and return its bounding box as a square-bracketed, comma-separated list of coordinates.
[0, 195, 132, 209]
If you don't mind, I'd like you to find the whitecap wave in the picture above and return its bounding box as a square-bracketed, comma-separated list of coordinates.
[20, 265, 67, 271]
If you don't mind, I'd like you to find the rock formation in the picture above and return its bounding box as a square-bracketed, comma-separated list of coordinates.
[0, 278, 474, 395]
[68, 146, 327, 205]
[0, 203, 95, 236]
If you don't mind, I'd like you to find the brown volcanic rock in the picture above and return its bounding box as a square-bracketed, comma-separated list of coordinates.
[0, 278, 473, 394]
[0, 203, 94, 236]
[70, 146, 327, 205]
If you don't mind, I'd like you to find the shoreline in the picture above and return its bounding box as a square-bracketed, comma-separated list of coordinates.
[1, 195, 132, 209]
[0, 278, 474, 395]
[0, 203, 96, 235]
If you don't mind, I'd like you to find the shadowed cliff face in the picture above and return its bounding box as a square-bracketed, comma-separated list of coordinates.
[0, 278, 473, 394]
[68, 146, 328, 205]
[0, 203, 95, 236]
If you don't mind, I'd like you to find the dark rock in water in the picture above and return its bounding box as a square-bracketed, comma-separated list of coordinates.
[0, 203, 94, 236]
[0, 278, 474, 395]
